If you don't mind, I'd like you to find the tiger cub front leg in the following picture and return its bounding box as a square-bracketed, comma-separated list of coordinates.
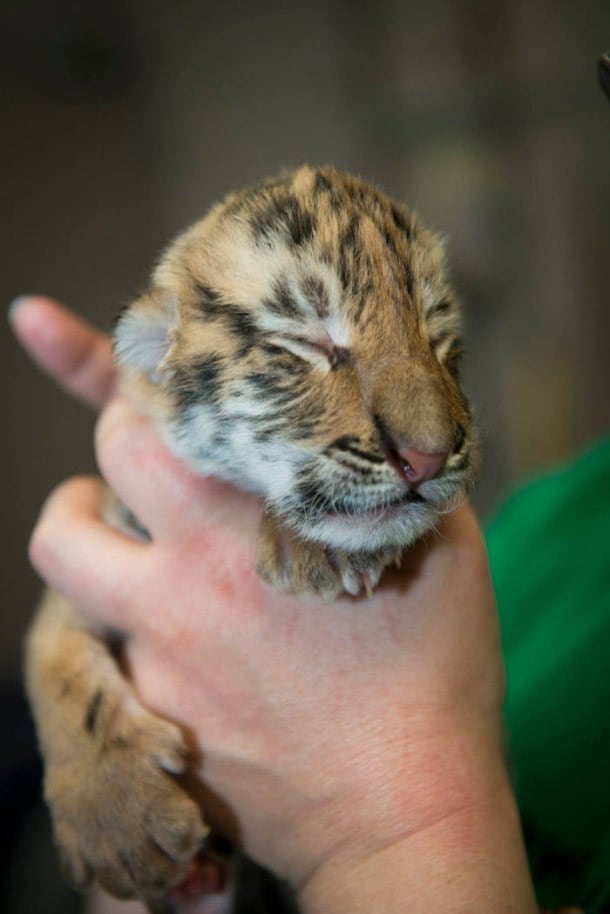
[256, 510, 402, 599]
[25, 589, 207, 901]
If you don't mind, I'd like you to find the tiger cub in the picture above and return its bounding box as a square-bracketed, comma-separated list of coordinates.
[25, 166, 477, 908]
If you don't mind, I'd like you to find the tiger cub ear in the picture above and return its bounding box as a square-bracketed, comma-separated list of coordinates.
[113, 290, 177, 382]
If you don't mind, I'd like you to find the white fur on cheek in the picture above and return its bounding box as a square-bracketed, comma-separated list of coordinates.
[165, 403, 301, 500]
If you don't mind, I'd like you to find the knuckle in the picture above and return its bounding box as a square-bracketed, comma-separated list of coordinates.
[95, 397, 131, 450]
[27, 485, 68, 570]
[94, 397, 148, 476]
[28, 476, 99, 576]
[28, 518, 53, 574]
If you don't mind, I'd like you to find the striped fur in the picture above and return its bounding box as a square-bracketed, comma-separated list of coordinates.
[116, 165, 476, 583]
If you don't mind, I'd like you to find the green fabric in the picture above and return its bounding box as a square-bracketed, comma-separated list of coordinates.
[486, 437, 610, 911]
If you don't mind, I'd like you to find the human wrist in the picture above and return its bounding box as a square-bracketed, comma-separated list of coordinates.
[299, 774, 537, 914]
[295, 718, 536, 914]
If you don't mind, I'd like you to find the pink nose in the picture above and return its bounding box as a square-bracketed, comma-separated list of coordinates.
[396, 447, 448, 486]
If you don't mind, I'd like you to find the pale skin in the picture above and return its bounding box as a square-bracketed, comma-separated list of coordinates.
[14, 296, 552, 913]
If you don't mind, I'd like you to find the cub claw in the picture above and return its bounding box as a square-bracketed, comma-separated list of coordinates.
[361, 575, 373, 599]
[256, 511, 404, 599]
[47, 700, 207, 900]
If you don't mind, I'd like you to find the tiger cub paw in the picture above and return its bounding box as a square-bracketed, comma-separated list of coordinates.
[46, 696, 207, 900]
[256, 523, 343, 599]
[332, 544, 404, 597]
[256, 513, 402, 598]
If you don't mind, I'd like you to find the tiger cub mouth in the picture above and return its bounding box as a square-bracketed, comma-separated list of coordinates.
[322, 489, 426, 519]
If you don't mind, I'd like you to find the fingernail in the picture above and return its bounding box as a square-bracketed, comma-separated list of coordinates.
[7, 295, 31, 325]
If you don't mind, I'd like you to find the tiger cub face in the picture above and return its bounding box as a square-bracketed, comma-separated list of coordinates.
[115, 165, 477, 554]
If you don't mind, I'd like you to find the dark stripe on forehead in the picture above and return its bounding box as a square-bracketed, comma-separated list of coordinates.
[390, 204, 413, 240]
[351, 183, 383, 218]
[313, 171, 345, 214]
[195, 282, 259, 356]
[337, 215, 363, 296]
[358, 200, 416, 307]
[300, 275, 330, 318]
[314, 171, 333, 194]
[287, 202, 315, 246]
[250, 194, 316, 247]
[351, 278, 373, 327]
[342, 215, 361, 256]
[338, 255, 350, 294]
[376, 221, 414, 303]
[263, 276, 301, 319]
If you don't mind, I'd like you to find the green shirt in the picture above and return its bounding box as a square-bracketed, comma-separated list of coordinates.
[487, 437, 610, 911]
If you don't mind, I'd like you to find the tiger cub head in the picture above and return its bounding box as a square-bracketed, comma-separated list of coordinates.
[114, 165, 477, 553]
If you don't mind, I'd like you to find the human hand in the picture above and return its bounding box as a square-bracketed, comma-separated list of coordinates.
[29, 394, 537, 913]
[17, 295, 537, 911]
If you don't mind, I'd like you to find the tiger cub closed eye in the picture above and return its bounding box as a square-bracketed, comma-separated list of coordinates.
[25, 166, 478, 907]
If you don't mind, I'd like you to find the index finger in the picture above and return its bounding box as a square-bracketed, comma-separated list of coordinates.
[29, 476, 147, 630]
[10, 295, 115, 409]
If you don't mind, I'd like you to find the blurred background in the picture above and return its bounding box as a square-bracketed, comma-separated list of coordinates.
[2, 0, 609, 910]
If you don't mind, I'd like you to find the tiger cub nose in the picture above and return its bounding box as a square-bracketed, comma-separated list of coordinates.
[396, 447, 448, 486]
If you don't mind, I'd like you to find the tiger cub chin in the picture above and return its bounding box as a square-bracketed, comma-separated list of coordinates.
[25, 166, 478, 909]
